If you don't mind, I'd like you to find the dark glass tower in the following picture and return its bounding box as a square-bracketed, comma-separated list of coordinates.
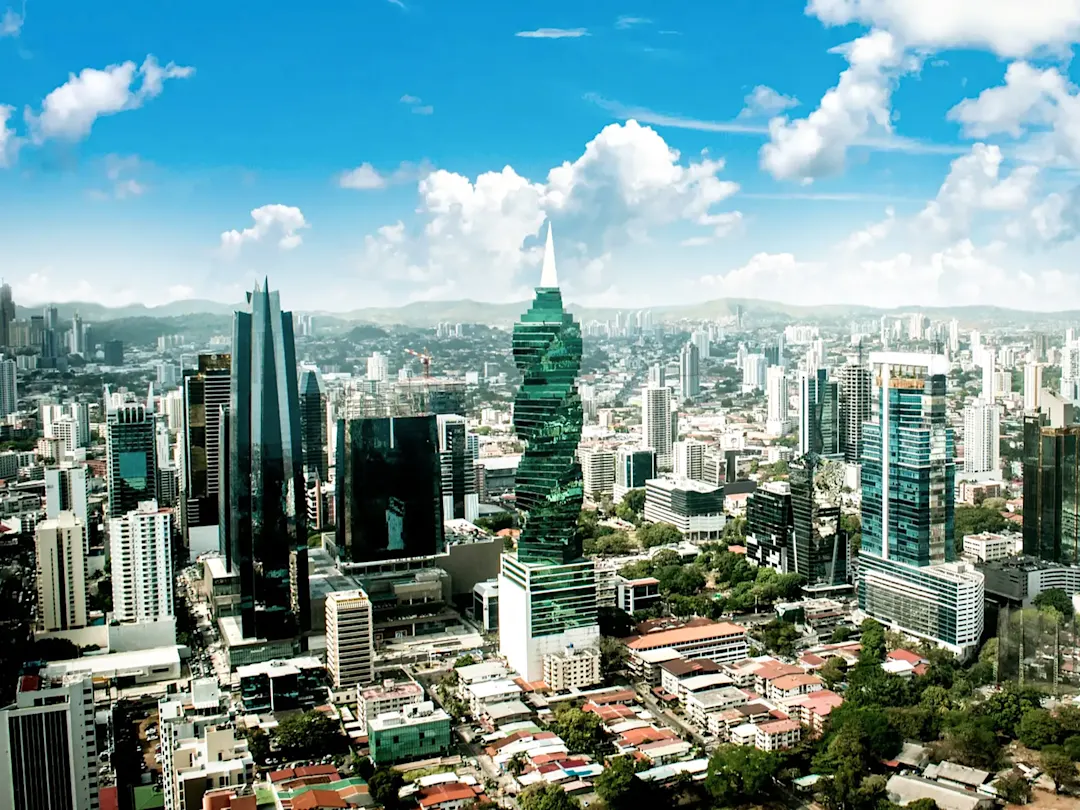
[1022, 410, 1080, 565]
[745, 481, 792, 571]
[800, 368, 840, 457]
[226, 281, 309, 639]
[105, 390, 158, 519]
[511, 236, 584, 566]
[791, 454, 848, 588]
[335, 415, 444, 562]
[298, 368, 329, 482]
[182, 353, 231, 530]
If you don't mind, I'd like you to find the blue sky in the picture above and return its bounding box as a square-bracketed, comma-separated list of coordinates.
[5, 1, 1080, 311]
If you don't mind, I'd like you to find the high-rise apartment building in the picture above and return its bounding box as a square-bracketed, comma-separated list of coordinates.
[691, 330, 710, 360]
[109, 500, 174, 625]
[499, 225, 599, 683]
[858, 352, 984, 656]
[799, 368, 840, 457]
[45, 465, 89, 524]
[838, 363, 871, 464]
[1023, 392, 1080, 565]
[614, 446, 655, 502]
[641, 385, 676, 471]
[336, 415, 444, 562]
[0, 359, 16, 417]
[963, 400, 1001, 475]
[766, 365, 789, 436]
[648, 363, 665, 389]
[679, 342, 700, 400]
[580, 447, 616, 500]
[35, 512, 88, 632]
[1024, 363, 1043, 411]
[225, 281, 309, 639]
[325, 589, 375, 689]
[42, 402, 90, 447]
[437, 414, 479, 522]
[742, 353, 767, 393]
[0, 673, 98, 810]
[181, 354, 231, 531]
[366, 351, 389, 383]
[791, 455, 847, 590]
[105, 393, 159, 519]
[673, 439, 706, 481]
[299, 368, 329, 482]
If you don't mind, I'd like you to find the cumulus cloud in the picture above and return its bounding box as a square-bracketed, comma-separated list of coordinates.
[361, 119, 741, 300]
[1, 3, 24, 37]
[220, 205, 309, 254]
[739, 85, 799, 119]
[839, 206, 895, 251]
[760, 30, 906, 183]
[515, 28, 589, 38]
[806, 0, 1080, 57]
[26, 55, 193, 142]
[338, 160, 432, 190]
[916, 143, 1038, 240]
[0, 106, 19, 168]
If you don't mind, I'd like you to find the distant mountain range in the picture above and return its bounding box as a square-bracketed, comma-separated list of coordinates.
[16, 297, 1079, 327]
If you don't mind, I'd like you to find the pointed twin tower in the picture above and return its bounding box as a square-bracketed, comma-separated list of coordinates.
[499, 222, 601, 685]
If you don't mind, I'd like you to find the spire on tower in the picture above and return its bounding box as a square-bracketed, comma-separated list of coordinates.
[539, 222, 558, 288]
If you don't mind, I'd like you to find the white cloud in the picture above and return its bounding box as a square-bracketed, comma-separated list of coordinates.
[738, 85, 799, 118]
[916, 143, 1038, 240]
[399, 94, 433, 115]
[361, 119, 741, 300]
[515, 28, 589, 38]
[168, 284, 194, 299]
[220, 204, 309, 254]
[807, 0, 1080, 58]
[839, 206, 895, 251]
[615, 16, 651, 29]
[760, 30, 907, 183]
[1, 4, 23, 37]
[338, 160, 432, 190]
[1007, 187, 1080, 243]
[0, 105, 19, 168]
[27, 55, 194, 142]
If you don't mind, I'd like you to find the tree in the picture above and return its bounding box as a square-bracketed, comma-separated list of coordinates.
[589, 531, 633, 557]
[1063, 735, 1080, 762]
[705, 744, 781, 806]
[242, 727, 270, 763]
[507, 751, 528, 776]
[455, 654, 477, 668]
[30, 638, 80, 662]
[858, 618, 886, 664]
[981, 685, 1044, 737]
[1041, 746, 1079, 794]
[830, 626, 855, 643]
[1020, 708, 1061, 750]
[1034, 588, 1075, 620]
[597, 606, 635, 638]
[939, 717, 1001, 770]
[953, 505, 1009, 538]
[600, 636, 627, 682]
[273, 710, 341, 758]
[519, 783, 580, 810]
[656, 564, 704, 597]
[758, 620, 800, 657]
[820, 657, 848, 690]
[595, 756, 641, 810]
[370, 768, 405, 810]
[993, 771, 1032, 805]
[616, 489, 646, 524]
[548, 705, 610, 762]
[638, 522, 682, 549]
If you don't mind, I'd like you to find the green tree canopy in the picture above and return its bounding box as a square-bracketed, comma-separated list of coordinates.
[1041, 746, 1079, 794]
[547, 705, 610, 762]
[705, 744, 781, 807]
[1034, 588, 1075, 620]
[594, 756, 646, 810]
[953, 505, 1009, 538]
[858, 618, 886, 664]
[1020, 708, 1061, 750]
[638, 522, 683, 549]
[369, 768, 405, 810]
[519, 783, 580, 810]
[273, 711, 341, 758]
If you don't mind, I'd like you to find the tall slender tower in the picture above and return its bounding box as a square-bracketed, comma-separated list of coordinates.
[226, 281, 309, 640]
[499, 224, 599, 683]
[298, 368, 329, 482]
[0, 283, 14, 348]
[181, 353, 231, 533]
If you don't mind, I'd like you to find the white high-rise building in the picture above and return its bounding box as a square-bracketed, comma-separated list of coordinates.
[741, 353, 767, 393]
[366, 351, 389, 383]
[673, 439, 706, 481]
[325, 589, 375, 690]
[691, 330, 710, 360]
[963, 401, 1000, 475]
[436, 414, 479, 522]
[50, 415, 81, 455]
[766, 365, 789, 435]
[0, 359, 16, 417]
[45, 464, 89, 524]
[580, 447, 616, 500]
[0, 673, 98, 810]
[1024, 364, 1043, 411]
[648, 363, 665, 389]
[110, 500, 174, 625]
[948, 319, 960, 354]
[641, 385, 675, 471]
[42, 403, 90, 447]
[1063, 330, 1080, 401]
[981, 349, 995, 402]
[163, 388, 185, 432]
[35, 512, 88, 632]
[679, 342, 700, 400]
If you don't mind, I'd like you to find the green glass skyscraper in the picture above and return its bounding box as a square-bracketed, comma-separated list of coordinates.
[499, 225, 599, 684]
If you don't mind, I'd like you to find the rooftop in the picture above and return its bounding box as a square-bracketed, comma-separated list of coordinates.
[628, 621, 746, 651]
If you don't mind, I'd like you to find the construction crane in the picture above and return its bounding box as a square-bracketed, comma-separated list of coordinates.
[405, 348, 433, 377]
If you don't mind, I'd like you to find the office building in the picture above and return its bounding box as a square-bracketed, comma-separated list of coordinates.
[679, 342, 700, 400]
[745, 481, 792, 572]
[799, 368, 840, 457]
[766, 365, 789, 436]
[180, 353, 231, 534]
[641, 385, 676, 471]
[325, 589, 375, 689]
[962, 532, 1017, 563]
[614, 446, 655, 502]
[35, 512, 89, 632]
[963, 400, 1001, 475]
[580, 447, 616, 500]
[369, 702, 452, 765]
[0, 359, 16, 417]
[225, 281, 309, 640]
[979, 555, 1080, 606]
[45, 464, 89, 524]
[643, 477, 725, 540]
[543, 645, 601, 691]
[104, 340, 124, 366]
[110, 500, 174, 625]
[105, 392, 159, 519]
[499, 225, 600, 682]
[42, 402, 90, 448]
[299, 368, 329, 482]
[791, 455, 848, 590]
[437, 414, 479, 522]
[1023, 394, 1080, 565]
[336, 415, 444, 562]
[1024, 364, 1043, 411]
[858, 353, 983, 656]
[673, 439, 706, 482]
[742, 353, 767, 393]
[0, 672, 97, 810]
[838, 362, 871, 464]
[358, 678, 425, 734]
[0, 283, 13, 347]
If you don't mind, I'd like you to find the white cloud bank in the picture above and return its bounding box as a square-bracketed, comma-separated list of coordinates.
[221, 205, 309, 254]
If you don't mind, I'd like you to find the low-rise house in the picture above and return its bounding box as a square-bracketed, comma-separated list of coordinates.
[755, 719, 801, 751]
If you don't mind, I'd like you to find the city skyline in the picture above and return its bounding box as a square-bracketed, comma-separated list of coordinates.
[6, 3, 1080, 311]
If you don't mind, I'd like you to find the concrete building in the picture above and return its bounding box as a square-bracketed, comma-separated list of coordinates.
[961, 532, 1017, 563]
[369, 702, 452, 765]
[580, 447, 616, 500]
[978, 554, 1080, 606]
[110, 500, 174, 625]
[616, 576, 661, 614]
[742, 354, 767, 393]
[542, 645, 601, 690]
[1024, 363, 1042, 411]
[643, 477, 725, 540]
[0, 672, 97, 810]
[325, 589, 375, 690]
[641, 386, 676, 471]
[35, 512, 88, 632]
[679, 342, 700, 400]
[766, 365, 789, 436]
[473, 579, 498, 632]
[358, 678, 424, 733]
[0, 359, 16, 417]
[626, 622, 749, 673]
[839, 363, 871, 464]
[963, 400, 1000, 475]
[168, 728, 254, 810]
[672, 440, 706, 482]
[45, 464, 89, 524]
[614, 446, 655, 502]
[236, 657, 324, 713]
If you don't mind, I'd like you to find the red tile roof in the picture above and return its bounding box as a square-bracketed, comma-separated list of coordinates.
[887, 649, 926, 665]
[295, 765, 340, 778]
[628, 622, 746, 651]
[292, 790, 348, 810]
[418, 785, 481, 808]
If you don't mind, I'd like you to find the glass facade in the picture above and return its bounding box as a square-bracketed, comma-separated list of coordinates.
[746, 483, 792, 569]
[369, 713, 452, 765]
[437, 415, 476, 521]
[106, 401, 158, 518]
[335, 415, 445, 562]
[501, 555, 598, 638]
[802, 369, 840, 457]
[618, 448, 656, 489]
[512, 285, 584, 565]
[1022, 415, 1080, 564]
[791, 455, 848, 587]
[298, 368, 329, 482]
[182, 353, 231, 529]
[227, 282, 309, 639]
